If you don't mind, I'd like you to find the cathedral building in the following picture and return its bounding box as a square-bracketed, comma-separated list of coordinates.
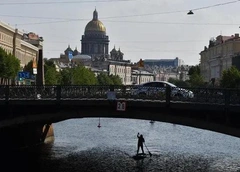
[53, 9, 134, 85]
[80, 9, 132, 84]
[53, 9, 158, 85]
[81, 9, 109, 56]
[81, 9, 110, 68]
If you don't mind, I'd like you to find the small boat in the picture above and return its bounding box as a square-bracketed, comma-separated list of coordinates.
[150, 120, 155, 124]
[132, 153, 147, 160]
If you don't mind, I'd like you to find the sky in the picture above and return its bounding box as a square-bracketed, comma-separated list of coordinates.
[1, 0, 240, 66]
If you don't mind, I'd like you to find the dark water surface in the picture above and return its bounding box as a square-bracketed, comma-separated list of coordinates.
[4, 118, 240, 172]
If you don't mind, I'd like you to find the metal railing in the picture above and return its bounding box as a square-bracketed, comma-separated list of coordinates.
[0, 85, 239, 106]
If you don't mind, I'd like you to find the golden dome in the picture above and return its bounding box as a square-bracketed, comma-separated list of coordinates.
[85, 20, 106, 33]
[84, 9, 106, 34]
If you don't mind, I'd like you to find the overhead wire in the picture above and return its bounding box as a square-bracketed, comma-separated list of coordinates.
[43, 49, 198, 53]
[14, 19, 240, 26]
[0, 0, 136, 5]
[0, 0, 239, 26]
[1, 1, 239, 26]
[0, 14, 74, 20]
[103, 20, 239, 26]
[191, 0, 240, 11]
[45, 40, 207, 44]
[0, 0, 238, 7]
[1, 0, 237, 58]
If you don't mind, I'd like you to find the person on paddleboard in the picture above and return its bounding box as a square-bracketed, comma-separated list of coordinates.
[137, 133, 145, 155]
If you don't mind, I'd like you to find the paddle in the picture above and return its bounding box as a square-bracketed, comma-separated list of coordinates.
[144, 142, 152, 157]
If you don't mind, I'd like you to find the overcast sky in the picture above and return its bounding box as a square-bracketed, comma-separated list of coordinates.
[1, 0, 240, 65]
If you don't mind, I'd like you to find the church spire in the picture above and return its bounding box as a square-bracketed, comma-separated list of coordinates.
[93, 8, 98, 21]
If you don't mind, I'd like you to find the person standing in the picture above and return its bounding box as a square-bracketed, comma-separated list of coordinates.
[137, 133, 145, 154]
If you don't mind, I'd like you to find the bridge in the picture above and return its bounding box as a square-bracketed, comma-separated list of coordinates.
[0, 85, 240, 148]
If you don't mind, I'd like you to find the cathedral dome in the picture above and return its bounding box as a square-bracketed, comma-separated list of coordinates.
[85, 9, 106, 34]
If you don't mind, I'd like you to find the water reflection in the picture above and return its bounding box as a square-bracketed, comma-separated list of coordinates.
[6, 118, 240, 171]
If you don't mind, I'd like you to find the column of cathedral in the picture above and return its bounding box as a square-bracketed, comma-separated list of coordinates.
[105, 44, 108, 54]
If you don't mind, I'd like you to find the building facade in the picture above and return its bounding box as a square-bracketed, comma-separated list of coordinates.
[144, 57, 184, 68]
[0, 21, 41, 68]
[131, 70, 154, 85]
[108, 60, 132, 85]
[200, 33, 240, 83]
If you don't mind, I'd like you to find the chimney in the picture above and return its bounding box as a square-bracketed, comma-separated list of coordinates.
[13, 29, 18, 57]
[235, 33, 239, 38]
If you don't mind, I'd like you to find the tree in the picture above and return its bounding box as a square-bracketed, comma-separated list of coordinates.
[44, 59, 60, 85]
[97, 73, 113, 85]
[189, 73, 204, 87]
[188, 65, 200, 75]
[0, 47, 20, 85]
[23, 60, 33, 75]
[109, 74, 122, 85]
[5, 54, 20, 79]
[45, 67, 60, 85]
[220, 66, 240, 88]
[44, 59, 55, 68]
[60, 68, 72, 85]
[188, 65, 204, 87]
[72, 66, 97, 85]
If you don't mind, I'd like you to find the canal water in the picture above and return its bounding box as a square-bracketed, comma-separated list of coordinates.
[4, 118, 240, 172]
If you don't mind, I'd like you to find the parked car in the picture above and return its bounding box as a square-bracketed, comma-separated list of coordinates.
[132, 81, 194, 98]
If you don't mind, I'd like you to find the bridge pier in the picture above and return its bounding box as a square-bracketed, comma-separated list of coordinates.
[0, 123, 54, 149]
[41, 123, 54, 143]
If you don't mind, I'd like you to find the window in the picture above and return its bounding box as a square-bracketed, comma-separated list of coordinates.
[155, 82, 165, 88]
[143, 82, 155, 87]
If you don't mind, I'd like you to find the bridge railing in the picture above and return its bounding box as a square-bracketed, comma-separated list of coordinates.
[60, 85, 110, 99]
[0, 85, 240, 106]
[186, 87, 225, 104]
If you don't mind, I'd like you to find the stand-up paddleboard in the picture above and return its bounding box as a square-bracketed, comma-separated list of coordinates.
[132, 153, 147, 160]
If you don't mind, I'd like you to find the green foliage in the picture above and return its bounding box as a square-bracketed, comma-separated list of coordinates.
[97, 73, 113, 85]
[189, 73, 204, 87]
[45, 67, 59, 85]
[220, 66, 240, 88]
[59, 67, 122, 85]
[188, 65, 200, 76]
[0, 47, 8, 77]
[168, 65, 204, 88]
[44, 59, 55, 68]
[0, 47, 20, 79]
[44, 59, 60, 85]
[72, 66, 97, 85]
[5, 54, 20, 79]
[187, 64, 204, 87]
[60, 68, 72, 85]
[109, 74, 123, 85]
[23, 60, 33, 75]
